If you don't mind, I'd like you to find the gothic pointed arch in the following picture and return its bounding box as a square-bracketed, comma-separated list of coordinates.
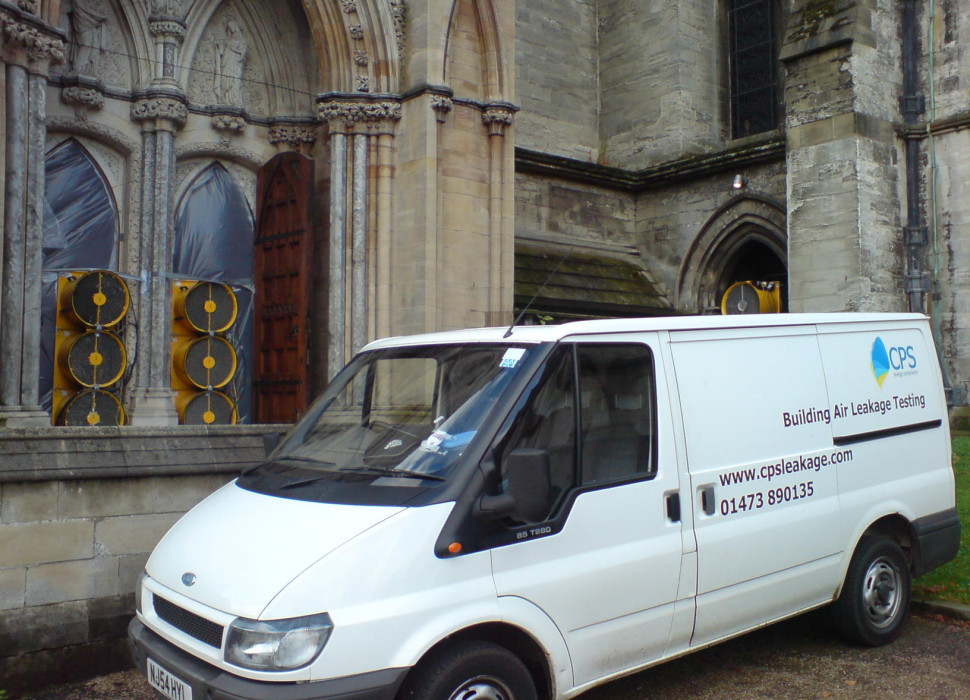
[677, 195, 787, 313]
[173, 162, 256, 422]
[181, 0, 316, 115]
[52, 0, 144, 90]
[39, 138, 121, 412]
[444, 0, 506, 101]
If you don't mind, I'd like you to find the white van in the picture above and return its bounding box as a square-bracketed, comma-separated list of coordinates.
[129, 313, 960, 700]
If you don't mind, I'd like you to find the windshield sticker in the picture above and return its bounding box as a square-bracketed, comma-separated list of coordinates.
[420, 430, 447, 453]
[499, 348, 525, 369]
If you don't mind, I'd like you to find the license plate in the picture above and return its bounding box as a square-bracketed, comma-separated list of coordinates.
[147, 658, 193, 700]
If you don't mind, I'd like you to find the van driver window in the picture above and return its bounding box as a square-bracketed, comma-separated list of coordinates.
[576, 344, 656, 484]
[497, 343, 657, 521]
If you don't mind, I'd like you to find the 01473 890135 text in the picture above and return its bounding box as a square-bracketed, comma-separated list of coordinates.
[713, 447, 854, 517]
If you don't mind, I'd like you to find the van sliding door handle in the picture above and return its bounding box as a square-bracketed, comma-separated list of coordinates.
[700, 486, 716, 516]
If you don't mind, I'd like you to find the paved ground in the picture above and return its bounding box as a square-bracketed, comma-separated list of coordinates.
[20, 609, 970, 699]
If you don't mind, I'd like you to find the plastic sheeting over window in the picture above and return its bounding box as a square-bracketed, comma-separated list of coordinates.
[40, 140, 119, 413]
[174, 163, 255, 423]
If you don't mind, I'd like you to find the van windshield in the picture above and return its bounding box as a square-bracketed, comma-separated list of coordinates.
[241, 343, 536, 501]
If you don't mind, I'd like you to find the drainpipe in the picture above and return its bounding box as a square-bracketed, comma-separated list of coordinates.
[900, 0, 928, 313]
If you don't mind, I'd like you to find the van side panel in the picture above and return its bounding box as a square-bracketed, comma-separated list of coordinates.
[815, 322, 955, 554]
[669, 327, 843, 646]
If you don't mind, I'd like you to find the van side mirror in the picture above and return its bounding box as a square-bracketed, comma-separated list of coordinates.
[478, 448, 553, 524]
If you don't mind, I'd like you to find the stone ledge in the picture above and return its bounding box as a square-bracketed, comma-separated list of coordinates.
[0, 424, 290, 482]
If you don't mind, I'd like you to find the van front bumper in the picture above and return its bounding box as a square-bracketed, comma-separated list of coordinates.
[128, 618, 409, 700]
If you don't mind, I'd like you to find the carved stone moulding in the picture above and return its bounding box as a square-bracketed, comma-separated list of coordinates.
[389, 0, 406, 56]
[211, 113, 245, 133]
[269, 122, 318, 150]
[318, 98, 402, 135]
[1, 6, 67, 66]
[62, 85, 105, 110]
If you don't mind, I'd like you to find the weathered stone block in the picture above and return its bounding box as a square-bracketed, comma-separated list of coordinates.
[0, 480, 59, 523]
[57, 474, 229, 519]
[95, 513, 182, 556]
[119, 552, 151, 594]
[26, 557, 120, 606]
[0, 566, 26, 611]
[0, 601, 88, 655]
[0, 520, 94, 567]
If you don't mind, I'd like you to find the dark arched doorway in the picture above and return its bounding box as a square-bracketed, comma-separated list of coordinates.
[677, 195, 787, 313]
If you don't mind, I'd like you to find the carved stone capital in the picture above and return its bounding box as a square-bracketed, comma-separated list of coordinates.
[149, 19, 186, 42]
[431, 95, 453, 123]
[61, 85, 105, 110]
[131, 96, 188, 128]
[318, 99, 402, 134]
[482, 105, 516, 136]
[1, 10, 66, 67]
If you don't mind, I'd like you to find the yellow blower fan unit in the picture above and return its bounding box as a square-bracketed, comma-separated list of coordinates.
[721, 281, 782, 315]
[172, 280, 240, 425]
[52, 270, 130, 425]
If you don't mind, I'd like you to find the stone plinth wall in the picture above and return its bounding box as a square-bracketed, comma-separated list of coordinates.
[0, 425, 287, 696]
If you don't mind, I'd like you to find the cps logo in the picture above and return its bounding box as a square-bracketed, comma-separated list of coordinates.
[871, 337, 917, 387]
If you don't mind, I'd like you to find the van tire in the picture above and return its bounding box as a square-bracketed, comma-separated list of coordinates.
[832, 535, 911, 646]
[399, 640, 537, 700]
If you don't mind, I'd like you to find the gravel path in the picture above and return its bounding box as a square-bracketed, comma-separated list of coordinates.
[20, 610, 970, 699]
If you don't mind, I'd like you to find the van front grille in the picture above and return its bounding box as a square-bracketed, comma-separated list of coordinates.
[153, 595, 224, 649]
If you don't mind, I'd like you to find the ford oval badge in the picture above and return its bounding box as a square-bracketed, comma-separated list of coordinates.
[181, 572, 197, 587]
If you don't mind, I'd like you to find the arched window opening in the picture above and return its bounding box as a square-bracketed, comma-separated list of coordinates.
[174, 163, 255, 423]
[40, 139, 120, 413]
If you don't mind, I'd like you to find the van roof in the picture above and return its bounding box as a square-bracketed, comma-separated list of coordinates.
[362, 313, 929, 350]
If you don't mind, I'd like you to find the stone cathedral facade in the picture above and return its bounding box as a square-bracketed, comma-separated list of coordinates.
[6, 0, 970, 688]
[2, 0, 970, 432]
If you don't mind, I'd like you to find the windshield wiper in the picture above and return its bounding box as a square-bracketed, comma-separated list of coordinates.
[339, 466, 446, 482]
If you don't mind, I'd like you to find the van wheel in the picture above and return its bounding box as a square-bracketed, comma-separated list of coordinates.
[832, 535, 911, 646]
[399, 640, 537, 700]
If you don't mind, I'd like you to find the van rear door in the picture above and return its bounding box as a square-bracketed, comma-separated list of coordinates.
[669, 325, 843, 646]
[814, 320, 952, 538]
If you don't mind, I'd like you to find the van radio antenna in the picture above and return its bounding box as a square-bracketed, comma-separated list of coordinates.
[504, 246, 574, 338]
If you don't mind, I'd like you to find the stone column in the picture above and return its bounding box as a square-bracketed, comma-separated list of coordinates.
[482, 103, 516, 327]
[0, 2, 65, 427]
[147, 13, 185, 91]
[318, 98, 401, 378]
[781, 1, 905, 313]
[126, 94, 187, 426]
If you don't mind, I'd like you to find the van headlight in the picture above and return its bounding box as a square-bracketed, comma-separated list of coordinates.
[225, 613, 333, 671]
